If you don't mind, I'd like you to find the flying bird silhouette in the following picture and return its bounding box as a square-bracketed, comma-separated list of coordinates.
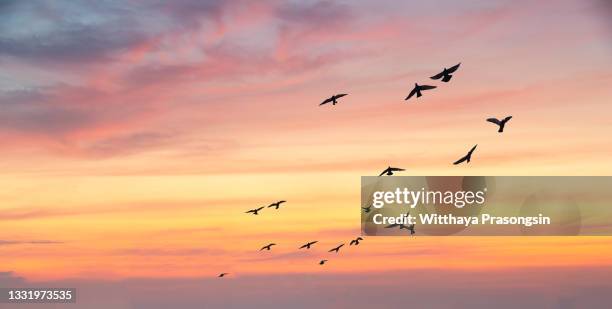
[218, 273, 229, 278]
[378, 166, 405, 176]
[384, 212, 411, 230]
[453, 144, 478, 165]
[350, 237, 363, 246]
[385, 223, 410, 230]
[405, 83, 437, 101]
[408, 224, 415, 236]
[430, 63, 461, 82]
[319, 94, 348, 106]
[319, 259, 328, 265]
[245, 206, 264, 215]
[487, 116, 512, 133]
[260, 243, 276, 251]
[299, 241, 318, 249]
[328, 244, 345, 253]
[362, 205, 372, 213]
[385, 223, 415, 235]
[267, 200, 286, 209]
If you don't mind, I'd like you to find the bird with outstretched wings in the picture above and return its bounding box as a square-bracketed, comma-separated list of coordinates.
[453, 144, 478, 165]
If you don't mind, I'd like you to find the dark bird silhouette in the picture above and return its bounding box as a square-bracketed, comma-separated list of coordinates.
[487, 116, 512, 133]
[408, 224, 415, 236]
[430, 63, 461, 82]
[453, 144, 478, 165]
[385, 223, 415, 235]
[260, 243, 276, 251]
[299, 241, 318, 249]
[267, 200, 286, 209]
[319, 259, 328, 265]
[328, 244, 345, 253]
[385, 223, 410, 230]
[245, 206, 264, 215]
[362, 205, 372, 213]
[218, 273, 229, 277]
[384, 211, 410, 230]
[378, 166, 405, 176]
[405, 83, 436, 101]
[350, 237, 363, 246]
[319, 94, 348, 106]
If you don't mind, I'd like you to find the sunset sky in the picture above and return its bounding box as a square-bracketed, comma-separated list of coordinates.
[1, 0, 612, 308]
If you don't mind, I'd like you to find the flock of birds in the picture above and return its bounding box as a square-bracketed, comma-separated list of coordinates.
[218, 62, 513, 278]
[217, 200, 368, 277]
[322, 63, 512, 166]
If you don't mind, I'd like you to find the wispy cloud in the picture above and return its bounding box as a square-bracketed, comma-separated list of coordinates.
[113, 247, 227, 257]
[0, 239, 64, 246]
[0, 271, 26, 286]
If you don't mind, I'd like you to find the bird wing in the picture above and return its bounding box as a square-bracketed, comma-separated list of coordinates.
[319, 97, 333, 105]
[453, 155, 468, 165]
[378, 168, 389, 176]
[405, 88, 417, 100]
[487, 118, 502, 125]
[430, 70, 446, 80]
[502, 116, 513, 123]
[419, 85, 437, 90]
[468, 144, 478, 154]
[385, 224, 400, 228]
[357, 237, 363, 240]
[446, 63, 461, 74]
[335, 94, 348, 99]
[389, 167, 405, 172]
[350, 240, 356, 245]
[299, 244, 307, 249]
[245, 209, 255, 213]
[278, 200, 286, 204]
[330, 244, 343, 251]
